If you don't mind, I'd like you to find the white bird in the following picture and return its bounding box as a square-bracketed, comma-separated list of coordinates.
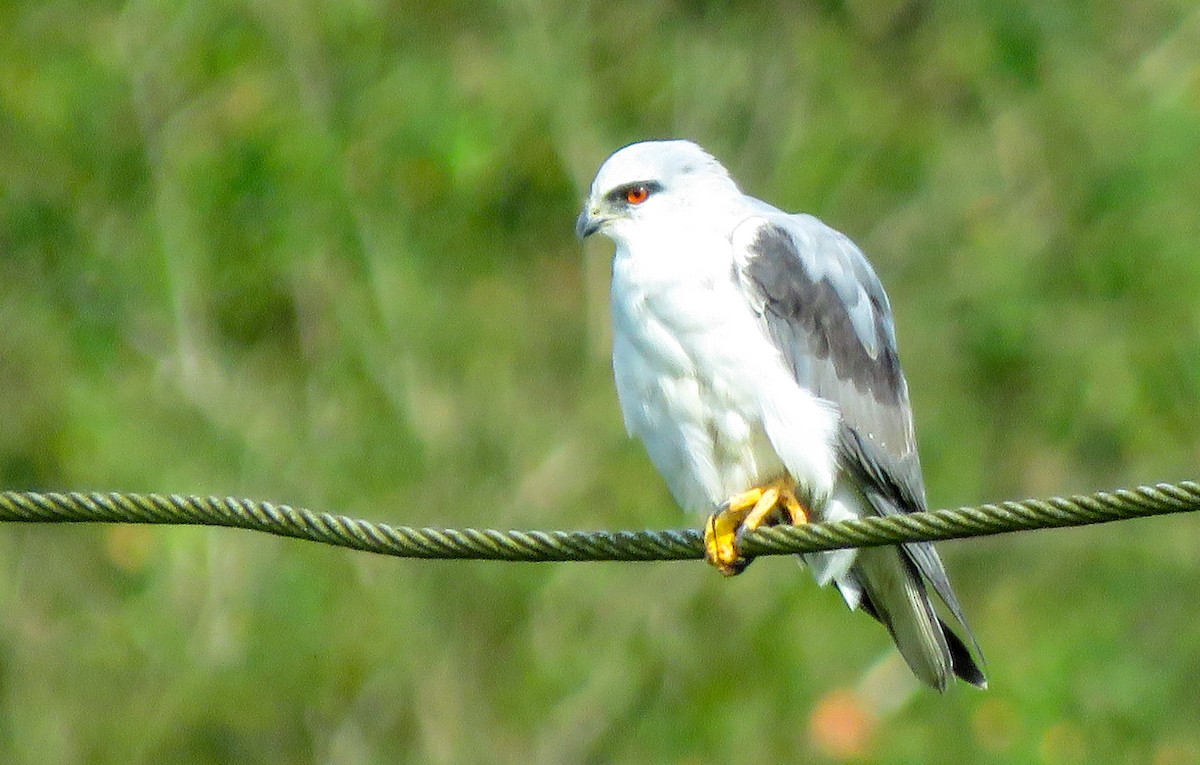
[577, 140, 985, 690]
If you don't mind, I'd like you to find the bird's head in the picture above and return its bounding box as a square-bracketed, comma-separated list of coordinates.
[576, 140, 741, 243]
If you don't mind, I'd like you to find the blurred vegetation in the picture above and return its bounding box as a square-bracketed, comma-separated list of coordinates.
[2, 0, 1200, 762]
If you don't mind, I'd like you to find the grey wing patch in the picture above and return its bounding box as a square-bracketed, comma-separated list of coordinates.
[738, 221, 904, 407]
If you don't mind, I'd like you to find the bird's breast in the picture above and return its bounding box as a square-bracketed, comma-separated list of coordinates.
[611, 261, 789, 509]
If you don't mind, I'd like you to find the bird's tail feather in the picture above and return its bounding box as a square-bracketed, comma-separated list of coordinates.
[850, 547, 984, 691]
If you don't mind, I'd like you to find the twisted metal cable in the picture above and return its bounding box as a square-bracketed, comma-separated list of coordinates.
[0, 482, 1196, 562]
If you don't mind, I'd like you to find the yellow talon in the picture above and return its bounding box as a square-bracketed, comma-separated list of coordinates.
[703, 478, 808, 576]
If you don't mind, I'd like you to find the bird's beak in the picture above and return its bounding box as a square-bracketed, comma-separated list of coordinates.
[576, 206, 603, 240]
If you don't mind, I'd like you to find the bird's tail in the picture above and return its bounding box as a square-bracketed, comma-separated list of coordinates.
[851, 546, 986, 691]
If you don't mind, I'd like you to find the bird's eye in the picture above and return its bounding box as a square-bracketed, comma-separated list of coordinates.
[624, 185, 651, 205]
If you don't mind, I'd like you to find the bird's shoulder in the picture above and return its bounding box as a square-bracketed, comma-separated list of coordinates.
[729, 211, 906, 409]
[730, 208, 891, 319]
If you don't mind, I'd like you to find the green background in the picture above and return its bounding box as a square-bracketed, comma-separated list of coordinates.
[3, 1, 1200, 762]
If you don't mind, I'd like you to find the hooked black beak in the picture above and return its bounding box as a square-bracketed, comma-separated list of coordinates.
[576, 208, 601, 240]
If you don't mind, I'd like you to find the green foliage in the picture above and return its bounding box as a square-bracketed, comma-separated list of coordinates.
[2, 0, 1200, 762]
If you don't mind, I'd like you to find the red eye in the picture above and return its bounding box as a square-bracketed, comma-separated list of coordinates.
[624, 185, 650, 205]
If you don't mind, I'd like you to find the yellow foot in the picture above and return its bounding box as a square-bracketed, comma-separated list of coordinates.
[703, 479, 810, 577]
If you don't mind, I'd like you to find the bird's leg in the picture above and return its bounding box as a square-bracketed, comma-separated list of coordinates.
[776, 484, 809, 526]
[704, 478, 809, 576]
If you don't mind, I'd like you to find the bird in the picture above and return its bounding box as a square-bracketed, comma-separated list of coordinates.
[576, 139, 985, 691]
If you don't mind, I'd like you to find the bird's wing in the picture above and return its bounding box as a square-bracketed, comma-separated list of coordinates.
[730, 211, 977, 640]
[730, 212, 921, 494]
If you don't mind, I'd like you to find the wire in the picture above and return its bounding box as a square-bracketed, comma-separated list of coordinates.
[1, 481, 1196, 562]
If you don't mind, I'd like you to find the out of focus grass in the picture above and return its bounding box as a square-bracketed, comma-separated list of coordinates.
[2, 1, 1200, 763]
